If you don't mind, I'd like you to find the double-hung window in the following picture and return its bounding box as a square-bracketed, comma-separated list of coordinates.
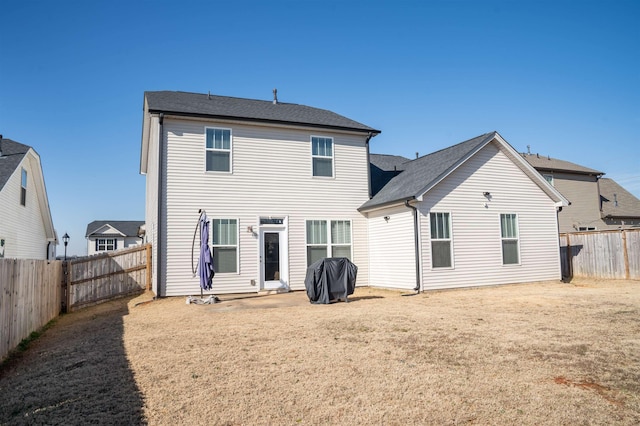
[306, 219, 351, 265]
[206, 128, 232, 172]
[97, 238, 116, 251]
[212, 219, 238, 273]
[430, 212, 452, 268]
[500, 213, 519, 265]
[311, 136, 333, 177]
[20, 168, 27, 206]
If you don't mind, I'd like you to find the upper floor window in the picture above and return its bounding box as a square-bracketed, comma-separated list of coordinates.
[543, 174, 554, 186]
[311, 136, 333, 177]
[500, 213, 519, 265]
[212, 218, 238, 273]
[430, 212, 452, 268]
[206, 128, 232, 172]
[96, 238, 117, 251]
[20, 168, 27, 206]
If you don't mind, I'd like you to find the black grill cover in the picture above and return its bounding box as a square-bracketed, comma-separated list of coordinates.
[304, 257, 357, 304]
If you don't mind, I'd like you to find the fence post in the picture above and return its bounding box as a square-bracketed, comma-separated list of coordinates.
[565, 233, 572, 280]
[622, 230, 630, 280]
[146, 244, 152, 291]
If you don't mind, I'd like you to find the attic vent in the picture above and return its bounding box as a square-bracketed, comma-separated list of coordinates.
[273, 88, 278, 104]
[415, 152, 419, 159]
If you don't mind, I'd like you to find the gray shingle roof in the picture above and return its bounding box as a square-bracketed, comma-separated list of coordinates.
[145, 91, 380, 134]
[86, 220, 145, 238]
[599, 178, 640, 219]
[369, 154, 412, 197]
[522, 153, 603, 175]
[0, 138, 30, 192]
[360, 132, 496, 210]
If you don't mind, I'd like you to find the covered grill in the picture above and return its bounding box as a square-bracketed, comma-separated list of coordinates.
[304, 258, 357, 304]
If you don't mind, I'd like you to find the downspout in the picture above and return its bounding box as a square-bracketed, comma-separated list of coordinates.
[365, 132, 373, 199]
[405, 200, 421, 293]
[156, 113, 165, 297]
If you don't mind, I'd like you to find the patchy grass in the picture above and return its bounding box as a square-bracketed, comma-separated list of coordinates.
[1, 280, 639, 425]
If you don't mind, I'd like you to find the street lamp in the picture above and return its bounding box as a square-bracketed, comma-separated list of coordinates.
[63, 233, 70, 260]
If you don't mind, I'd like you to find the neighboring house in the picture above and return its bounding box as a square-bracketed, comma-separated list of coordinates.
[599, 178, 640, 229]
[361, 132, 568, 291]
[85, 220, 145, 255]
[0, 136, 57, 260]
[140, 91, 380, 297]
[522, 154, 640, 231]
[140, 91, 567, 296]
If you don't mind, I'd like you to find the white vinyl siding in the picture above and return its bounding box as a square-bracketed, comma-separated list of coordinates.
[212, 218, 238, 273]
[205, 127, 232, 172]
[500, 213, 520, 265]
[430, 212, 452, 268]
[0, 152, 51, 259]
[367, 206, 417, 290]
[311, 136, 333, 177]
[158, 118, 370, 296]
[418, 141, 562, 290]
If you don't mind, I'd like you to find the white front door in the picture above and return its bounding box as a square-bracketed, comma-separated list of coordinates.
[259, 225, 289, 291]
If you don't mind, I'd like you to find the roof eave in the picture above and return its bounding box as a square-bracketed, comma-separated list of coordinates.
[147, 109, 381, 135]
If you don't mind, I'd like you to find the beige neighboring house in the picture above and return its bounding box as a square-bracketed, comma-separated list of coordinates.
[0, 136, 57, 259]
[85, 220, 145, 255]
[523, 153, 640, 232]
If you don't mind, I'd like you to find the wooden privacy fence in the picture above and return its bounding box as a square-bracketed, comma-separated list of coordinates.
[65, 244, 152, 312]
[560, 229, 640, 280]
[0, 259, 62, 361]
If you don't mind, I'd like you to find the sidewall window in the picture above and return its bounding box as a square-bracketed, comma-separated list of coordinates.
[500, 213, 519, 265]
[430, 212, 452, 268]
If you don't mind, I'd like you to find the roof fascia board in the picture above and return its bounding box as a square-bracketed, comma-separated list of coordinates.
[140, 97, 151, 174]
[533, 166, 604, 176]
[358, 196, 415, 213]
[152, 110, 381, 136]
[25, 150, 57, 241]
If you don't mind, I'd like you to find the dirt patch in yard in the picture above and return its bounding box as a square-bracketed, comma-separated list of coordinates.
[1, 279, 639, 425]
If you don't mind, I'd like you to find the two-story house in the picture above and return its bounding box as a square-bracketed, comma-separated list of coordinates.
[85, 220, 145, 255]
[0, 136, 57, 259]
[522, 153, 640, 232]
[140, 91, 567, 296]
[140, 91, 379, 297]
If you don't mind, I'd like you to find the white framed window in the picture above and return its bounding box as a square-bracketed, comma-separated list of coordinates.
[543, 174, 554, 186]
[306, 219, 352, 265]
[311, 136, 333, 177]
[205, 127, 232, 172]
[20, 168, 27, 206]
[500, 213, 520, 265]
[96, 238, 117, 251]
[430, 212, 452, 268]
[212, 218, 238, 273]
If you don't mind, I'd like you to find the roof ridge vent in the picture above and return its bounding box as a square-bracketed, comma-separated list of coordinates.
[273, 88, 278, 104]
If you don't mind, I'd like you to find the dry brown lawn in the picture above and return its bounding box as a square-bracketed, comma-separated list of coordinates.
[1, 279, 639, 425]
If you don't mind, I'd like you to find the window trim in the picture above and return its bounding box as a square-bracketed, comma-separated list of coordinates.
[205, 126, 233, 173]
[429, 211, 454, 269]
[20, 168, 27, 206]
[211, 218, 240, 274]
[500, 213, 520, 266]
[310, 135, 335, 178]
[305, 219, 352, 266]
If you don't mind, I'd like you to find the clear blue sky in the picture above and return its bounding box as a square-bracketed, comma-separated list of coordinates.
[1, 0, 638, 256]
